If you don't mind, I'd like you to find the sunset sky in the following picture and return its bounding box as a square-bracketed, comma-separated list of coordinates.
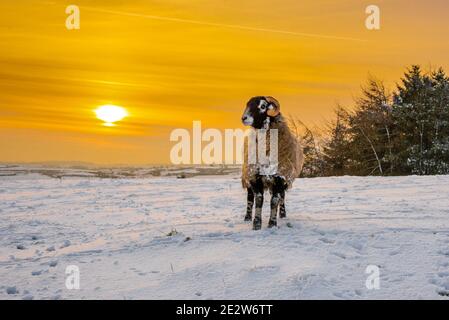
[1, 0, 449, 164]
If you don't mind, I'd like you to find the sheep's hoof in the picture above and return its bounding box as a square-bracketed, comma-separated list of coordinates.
[279, 212, 287, 219]
[268, 219, 277, 228]
[253, 218, 261, 230]
[244, 214, 252, 221]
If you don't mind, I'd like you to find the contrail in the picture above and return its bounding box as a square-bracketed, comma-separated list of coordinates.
[82, 7, 367, 42]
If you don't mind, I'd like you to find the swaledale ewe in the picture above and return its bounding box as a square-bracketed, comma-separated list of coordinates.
[241, 96, 304, 230]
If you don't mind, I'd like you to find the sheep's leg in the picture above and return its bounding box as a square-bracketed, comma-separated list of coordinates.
[244, 188, 254, 221]
[268, 192, 280, 228]
[254, 192, 264, 230]
[268, 178, 285, 227]
[252, 177, 264, 230]
[279, 190, 286, 218]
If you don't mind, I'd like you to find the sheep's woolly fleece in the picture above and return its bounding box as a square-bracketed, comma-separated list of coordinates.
[241, 115, 304, 189]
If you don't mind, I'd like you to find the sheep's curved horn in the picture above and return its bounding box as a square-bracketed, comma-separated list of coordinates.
[266, 96, 280, 116]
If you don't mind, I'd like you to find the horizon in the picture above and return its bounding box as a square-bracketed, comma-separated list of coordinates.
[0, 161, 241, 167]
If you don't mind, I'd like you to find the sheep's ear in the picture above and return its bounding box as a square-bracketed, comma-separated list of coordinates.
[266, 96, 280, 116]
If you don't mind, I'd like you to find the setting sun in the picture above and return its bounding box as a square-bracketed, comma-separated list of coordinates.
[94, 105, 128, 126]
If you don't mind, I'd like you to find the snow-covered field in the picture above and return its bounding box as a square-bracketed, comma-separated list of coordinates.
[1, 173, 449, 300]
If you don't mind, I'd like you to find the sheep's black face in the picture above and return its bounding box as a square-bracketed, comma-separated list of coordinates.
[241, 96, 271, 129]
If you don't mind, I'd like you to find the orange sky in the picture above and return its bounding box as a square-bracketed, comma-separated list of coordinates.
[1, 0, 449, 164]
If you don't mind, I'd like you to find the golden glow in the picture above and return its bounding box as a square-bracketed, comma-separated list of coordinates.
[94, 105, 128, 126]
[1, 0, 449, 164]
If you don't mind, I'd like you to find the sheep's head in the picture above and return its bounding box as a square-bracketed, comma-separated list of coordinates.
[241, 96, 280, 128]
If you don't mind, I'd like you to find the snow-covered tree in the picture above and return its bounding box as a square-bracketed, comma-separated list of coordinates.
[346, 77, 393, 175]
[392, 66, 449, 174]
[300, 65, 449, 177]
[321, 107, 351, 176]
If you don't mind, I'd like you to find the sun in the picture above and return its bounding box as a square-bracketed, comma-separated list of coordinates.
[94, 105, 128, 126]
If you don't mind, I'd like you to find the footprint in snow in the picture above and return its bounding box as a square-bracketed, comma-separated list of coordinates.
[319, 237, 334, 244]
[438, 290, 449, 297]
[428, 243, 449, 297]
[331, 252, 347, 259]
[6, 287, 18, 295]
[60, 240, 71, 248]
[389, 249, 401, 256]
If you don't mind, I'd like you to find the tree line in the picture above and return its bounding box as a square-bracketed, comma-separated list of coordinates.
[296, 65, 449, 177]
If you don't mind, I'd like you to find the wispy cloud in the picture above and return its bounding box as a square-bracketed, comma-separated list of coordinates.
[82, 6, 367, 42]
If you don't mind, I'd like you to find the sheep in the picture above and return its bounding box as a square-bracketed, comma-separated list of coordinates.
[241, 96, 304, 230]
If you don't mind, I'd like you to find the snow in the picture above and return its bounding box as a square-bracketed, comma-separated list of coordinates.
[1, 173, 449, 299]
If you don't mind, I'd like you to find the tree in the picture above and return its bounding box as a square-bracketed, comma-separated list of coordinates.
[298, 65, 449, 177]
[392, 65, 449, 174]
[424, 68, 449, 173]
[288, 117, 325, 177]
[322, 107, 351, 176]
[346, 77, 393, 175]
